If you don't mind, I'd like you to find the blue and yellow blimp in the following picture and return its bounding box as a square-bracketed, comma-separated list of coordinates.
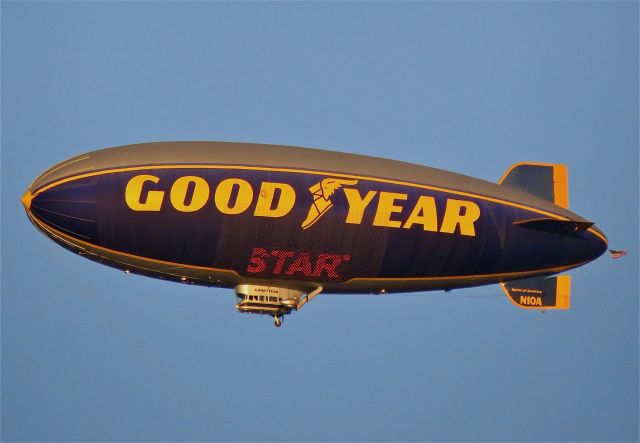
[22, 141, 607, 326]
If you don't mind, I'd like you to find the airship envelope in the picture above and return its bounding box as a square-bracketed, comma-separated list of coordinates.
[22, 142, 607, 326]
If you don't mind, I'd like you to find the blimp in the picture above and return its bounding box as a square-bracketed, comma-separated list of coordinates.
[22, 141, 608, 326]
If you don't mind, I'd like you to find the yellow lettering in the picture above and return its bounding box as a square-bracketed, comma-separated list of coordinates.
[254, 182, 296, 217]
[215, 178, 253, 214]
[125, 175, 164, 211]
[520, 295, 543, 306]
[440, 199, 480, 236]
[343, 189, 377, 224]
[373, 192, 407, 228]
[402, 196, 438, 231]
[170, 176, 210, 212]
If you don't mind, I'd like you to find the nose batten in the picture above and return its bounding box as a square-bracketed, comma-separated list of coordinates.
[22, 177, 99, 244]
[21, 190, 33, 212]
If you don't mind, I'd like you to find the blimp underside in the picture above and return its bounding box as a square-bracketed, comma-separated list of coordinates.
[23, 142, 607, 326]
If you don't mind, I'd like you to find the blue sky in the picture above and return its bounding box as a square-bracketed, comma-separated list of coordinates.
[2, 1, 638, 441]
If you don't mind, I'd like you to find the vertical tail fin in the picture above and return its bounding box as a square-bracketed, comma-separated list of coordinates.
[501, 275, 571, 310]
[499, 162, 569, 209]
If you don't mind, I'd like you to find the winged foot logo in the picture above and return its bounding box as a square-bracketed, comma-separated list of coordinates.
[301, 178, 359, 229]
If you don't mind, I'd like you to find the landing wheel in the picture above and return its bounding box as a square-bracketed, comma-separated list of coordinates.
[274, 315, 283, 328]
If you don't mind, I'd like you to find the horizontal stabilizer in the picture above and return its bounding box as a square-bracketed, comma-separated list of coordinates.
[501, 275, 571, 310]
[514, 218, 593, 234]
[500, 162, 568, 209]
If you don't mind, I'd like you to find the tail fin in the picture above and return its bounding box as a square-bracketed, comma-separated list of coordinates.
[501, 275, 571, 310]
[499, 162, 569, 209]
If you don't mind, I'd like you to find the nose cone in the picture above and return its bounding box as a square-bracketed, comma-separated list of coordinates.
[21, 190, 33, 212]
[23, 179, 99, 243]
